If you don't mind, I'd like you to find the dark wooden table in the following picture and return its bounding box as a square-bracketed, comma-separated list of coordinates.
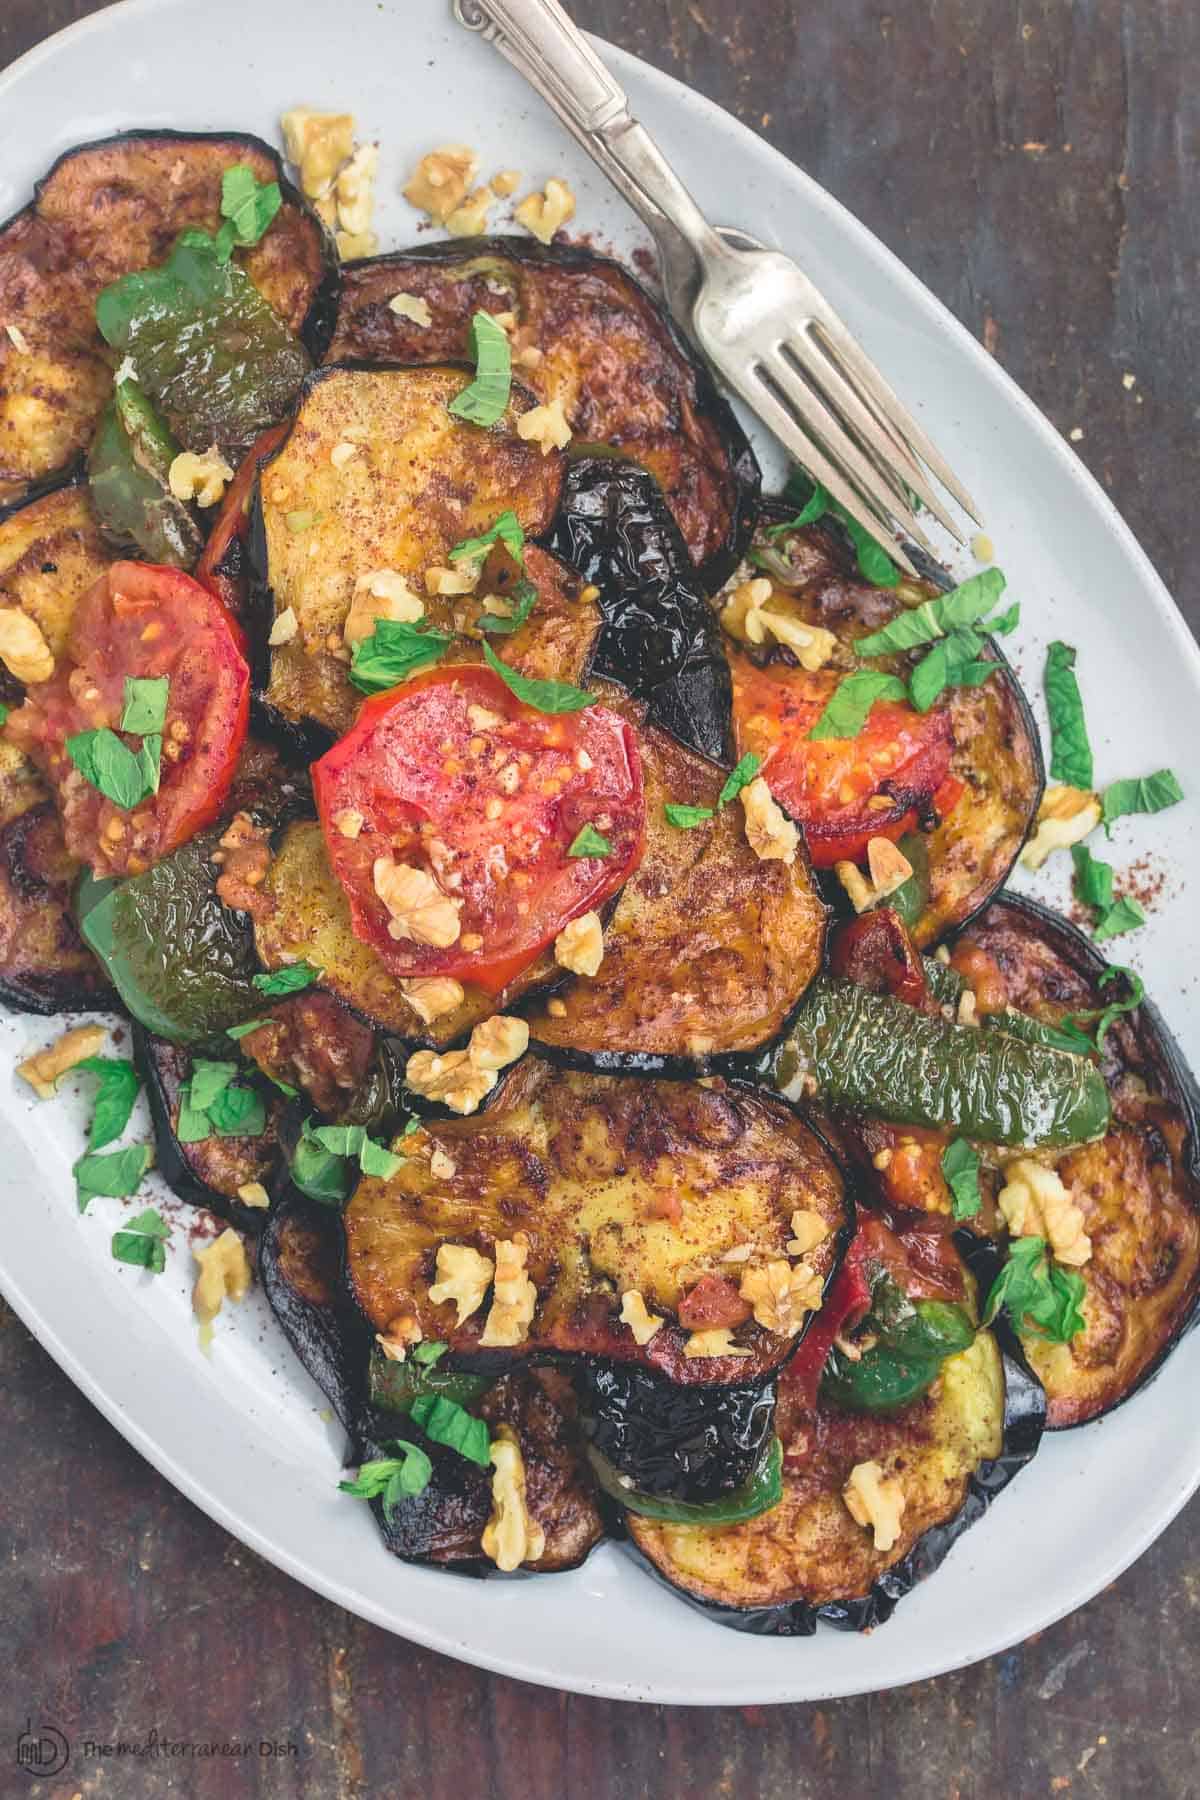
[2, 2, 1197, 1795]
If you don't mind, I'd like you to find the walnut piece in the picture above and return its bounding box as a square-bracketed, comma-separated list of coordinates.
[405, 1049, 496, 1115]
[741, 777, 799, 865]
[425, 562, 480, 596]
[739, 1258, 823, 1336]
[481, 1424, 546, 1572]
[787, 1209, 830, 1256]
[388, 292, 433, 327]
[335, 142, 378, 236]
[0, 607, 53, 683]
[17, 1023, 108, 1100]
[399, 975, 466, 1025]
[683, 1327, 755, 1360]
[1020, 785, 1102, 872]
[554, 910, 604, 977]
[468, 1014, 529, 1072]
[373, 858, 462, 948]
[516, 397, 572, 456]
[344, 568, 424, 646]
[268, 605, 298, 646]
[720, 578, 838, 672]
[480, 1234, 538, 1347]
[428, 1242, 495, 1324]
[835, 837, 914, 913]
[843, 1459, 907, 1551]
[376, 1313, 423, 1362]
[281, 108, 356, 198]
[429, 1148, 457, 1180]
[619, 1289, 664, 1346]
[193, 1228, 251, 1324]
[445, 186, 497, 239]
[403, 145, 479, 223]
[997, 1158, 1092, 1267]
[168, 447, 233, 507]
[236, 1181, 271, 1211]
[514, 177, 576, 245]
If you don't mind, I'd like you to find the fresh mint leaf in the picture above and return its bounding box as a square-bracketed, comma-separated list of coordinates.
[664, 803, 715, 829]
[75, 1056, 141, 1152]
[568, 824, 612, 858]
[290, 1116, 353, 1206]
[1092, 964, 1145, 1050]
[1093, 895, 1145, 943]
[312, 1124, 368, 1159]
[716, 752, 762, 810]
[412, 1340, 449, 1368]
[766, 479, 830, 538]
[0, 704, 8, 726]
[206, 1082, 266, 1138]
[349, 616, 452, 694]
[111, 1206, 169, 1274]
[1101, 769, 1184, 832]
[226, 1018, 269, 1040]
[216, 164, 283, 262]
[120, 675, 169, 736]
[476, 578, 537, 636]
[189, 1059, 239, 1112]
[1044, 642, 1094, 789]
[408, 1391, 491, 1467]
[983, 1235, 1087, 1343]
[449, 509, 526, 570]
[855, 570, 1008, 658]
[807, 671, 909, 740]
[447, 311, 513, 428]
[66, 727, 157, 810]
[74, 1142, 153, 1214]
[1072, 846, 1144, 942]
[829, 498, 901, 587]
[359, 1136, 403, 1179]
[941, 1137, 982, 1220]
[253, 962, 321, 997]
[339, 1442, 434, 1516]
[481, 640, 594, 714]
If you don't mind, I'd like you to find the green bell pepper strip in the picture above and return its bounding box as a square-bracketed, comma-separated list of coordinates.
[885, 832, 931, 931]
[95, 231, 311, 454]
[773, 975, 1110, 1147]
[368, 1349, 492, 1417]
[820, 1272, 976, 1414]
[87, 380, 203, 567]
[587, 1437, 784, 1525]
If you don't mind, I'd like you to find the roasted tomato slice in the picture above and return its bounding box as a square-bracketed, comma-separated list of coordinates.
[731, 654, 956, 867]
[312, 666, 645, 994]
[8, 561, 249, 877]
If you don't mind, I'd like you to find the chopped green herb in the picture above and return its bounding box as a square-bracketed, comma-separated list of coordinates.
[74, 1142, 153, 1214]
[311, 1122, 403, 1179]
[481, 640, 594, 713]
[226, 1018, 269, 1040]
[412, 1340, 449, 1368]
[907, 631, 998, 713]
[215, 164, 283, 262]
[75, 1055, 141, 1152]
[206, 1082, 267, 1138]
[855, 569, 1009, 658]
[567, 824, 612, 858]
[767, 479, 830, 538]
[449, 509, 526, 569]
[66, 727, 158, 811]
[941, 1137, 982, 1220]
[359, 1137, 404, 1179]
[1044, 642, 1094, 789]
[408, 1391, 491, 1467]
[664, 803, 715, 829]
[111, 1206, 170, 1274]
[1091, 964, 1145, 1050]
[349, 616, 452, 694]
[290, 1116, 353, 1206]
[824, 495, 900, 587]
[188, 1059, 239, 1112]
[339, 1442, 434, 1516]
[1071, 842, 1113, 913]
[716, 752, 762, 810]
[176, 1095, 213, 1144]
[1093, 895, 1146, 943]
[1101, 769, 1184, 832]
[447, 311, 513, 428]
[807, 671, 909, 741]
[253, 962, 321, 997]
[982, 1235, 1087, 1343]
[477, 578, 537, 636]
[0, 704, 9, 727]
[120, 675, 169, 736]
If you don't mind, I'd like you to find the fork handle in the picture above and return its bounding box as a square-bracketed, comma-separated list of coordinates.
[453, 0, 725, 268]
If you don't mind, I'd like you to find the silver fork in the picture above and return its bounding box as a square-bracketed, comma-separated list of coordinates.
[453, 0, 980, 577]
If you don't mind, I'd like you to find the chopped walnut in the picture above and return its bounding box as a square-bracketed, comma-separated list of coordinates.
[787, 1209, 830, 1256]
[721, 578, 838, 672]
[429, 1148, 457, 1181]
[426, 562, 481, 596]
[741, 777, 798, 865]
[192, 1228, 252, 1325]
[236, 1181, 271, 1211]
[481, 1425, 545, 1572]
[17, 1023, 108, 1099]
[405, 1049, 496, 1115]
[1020, 785, 1102, 872]
[554, 910, 604, 977]
[388, 291, 433, 327]
[467, 1014, 529, 1072]
[403, 144, 479, 223]
[429, 1241, 494, 1324]
[335, 142, 378, 236]
[336, 229, 378, 261]
[281, 108, 356, 198]
[399, 975, 466, 1025]
[619, 1289, 664, 1346]
[168, 447, 233, 507]
[683, 1327, 755, 1360]
[373, 858, 461, 948]
[843, 1459, 907, 1552]
[997, 1158, 1092, 1267]
[835, 837, 914, 913]
[376, 1313, 423, 1361]
[0, 608, 53, 683]
[344, 568, 424, 645]
[480, 1234, 538, 1347]
[514, 177, 576, 245]
[445, 186, 497, 238]
[739, 1258, 823, 1335]
[516, 397, 572, 456]
[268, 605, 299, 646]
[491, 169, 521, 198]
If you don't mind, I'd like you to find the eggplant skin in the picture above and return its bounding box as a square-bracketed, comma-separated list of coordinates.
[0, 780, 115, 1016]
[956, 893, 1200, 1428]
[0, 477, 114, 668]
[547, 458, 734, 767]
[527, 710, 827, 1068]
[259, 1193, 373, 1437]
[627, 1236, 1046, 1634]
[134, 1025, 285, 1233]
[343, 1058, 849, 1388]
[324, 238, 760, 587]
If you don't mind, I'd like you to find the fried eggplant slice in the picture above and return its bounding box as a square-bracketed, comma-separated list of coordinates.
[0, 478, 114, 664]
[246, 362, 571, 745]
[0, 784, 115, 1014]
[325, 240, 760, 583]
[260, 1193, 373, 1434]
[0, 131, 336, 505]
[343, 1058, 849, 1387]
[235, 988, 377, 1115]
[723, 508, 1043, 946]
[627, 1239, 1045, 1632]
[526, 715, 827, 1067]
[954, 893, 1200, 1426]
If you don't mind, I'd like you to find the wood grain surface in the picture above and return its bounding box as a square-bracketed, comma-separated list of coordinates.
[1, 3, 1197, 1796]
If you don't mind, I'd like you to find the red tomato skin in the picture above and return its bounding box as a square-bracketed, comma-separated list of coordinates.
[313, 666, 645, 994]
[196, 423, 290, 617]
[7, 561, 249, 876]
[677, 1273, 753, 1330]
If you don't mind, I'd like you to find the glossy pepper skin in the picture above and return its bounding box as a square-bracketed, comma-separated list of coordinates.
[591, 1437, 784, 1526]
[87, 379, 203, 567]
[821, 1272, 976, 1413]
